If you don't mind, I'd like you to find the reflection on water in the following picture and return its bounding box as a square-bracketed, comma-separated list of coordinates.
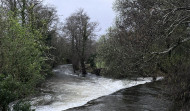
[30, 65, 161, 111]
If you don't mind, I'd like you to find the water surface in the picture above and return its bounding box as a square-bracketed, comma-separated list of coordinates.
[30, 65, 161, 111]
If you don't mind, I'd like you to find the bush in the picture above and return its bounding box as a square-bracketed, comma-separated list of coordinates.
[13, 101, 35, 111]
[0, 14, 48, 110]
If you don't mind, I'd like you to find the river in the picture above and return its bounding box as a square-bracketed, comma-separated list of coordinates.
[28, 64, 166, 111]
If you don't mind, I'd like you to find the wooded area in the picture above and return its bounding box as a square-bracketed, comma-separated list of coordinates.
[0, 0, 189, 110]
[0, 0, 57, 110]
[97, 0, 190, 110]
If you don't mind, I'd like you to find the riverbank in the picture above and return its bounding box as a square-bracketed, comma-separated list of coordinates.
[66, 81, 177, 111]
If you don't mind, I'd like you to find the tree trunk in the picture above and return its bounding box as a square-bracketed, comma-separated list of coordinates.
[80, 58, 86, 76]
[21, 0, 26, 26]
[72, 55, 79, 73]
[81, 28, 87, 76]
[71, 34, 76, 73]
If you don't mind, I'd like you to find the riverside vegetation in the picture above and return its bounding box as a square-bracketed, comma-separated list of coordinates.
[0, 0, 189, 111]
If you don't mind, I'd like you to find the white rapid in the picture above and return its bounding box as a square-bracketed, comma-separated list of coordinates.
[30, 64, 162, 111]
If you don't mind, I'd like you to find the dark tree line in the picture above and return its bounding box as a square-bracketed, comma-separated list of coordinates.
[97, 0, 190, 110]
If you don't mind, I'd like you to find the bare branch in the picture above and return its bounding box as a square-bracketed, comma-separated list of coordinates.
[166, 16, 190, 37]
[151, 37, 190, 55]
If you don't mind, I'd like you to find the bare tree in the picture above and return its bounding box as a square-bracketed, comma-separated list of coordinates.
[63, 9, 98, 76]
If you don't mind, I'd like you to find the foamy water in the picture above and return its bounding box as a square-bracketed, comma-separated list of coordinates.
[29, 65, 162, 111]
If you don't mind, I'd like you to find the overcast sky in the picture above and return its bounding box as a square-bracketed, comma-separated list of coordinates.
[43, 0, 116, 36]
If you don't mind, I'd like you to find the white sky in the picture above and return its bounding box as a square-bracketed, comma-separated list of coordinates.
[43, 0, 116, 37]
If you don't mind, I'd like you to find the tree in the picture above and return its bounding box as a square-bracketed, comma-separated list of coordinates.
[63, 9, 98, 76]
[0, 0, 59, 110]
[97, 0, 190, 109]
[97, 0, 164, 78]
[0, 14, 46, 111]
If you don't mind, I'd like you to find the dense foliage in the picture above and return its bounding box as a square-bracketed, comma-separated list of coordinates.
[0, 0, 57, 110]
[0, 15, 44, 111]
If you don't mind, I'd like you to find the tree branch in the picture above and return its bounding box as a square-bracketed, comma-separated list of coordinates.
[163, 7, 190, 12]
[151, 37, 190, 55]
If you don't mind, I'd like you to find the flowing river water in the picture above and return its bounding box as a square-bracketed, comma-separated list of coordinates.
[28, 64, 165, 111]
